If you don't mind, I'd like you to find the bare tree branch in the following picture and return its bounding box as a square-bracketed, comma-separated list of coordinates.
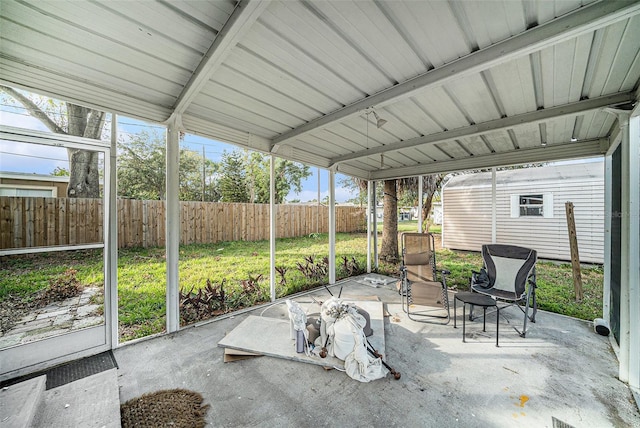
[0, 86, 67, 134]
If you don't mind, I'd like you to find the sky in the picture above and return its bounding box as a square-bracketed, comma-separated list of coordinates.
[0, 102, 359, 203]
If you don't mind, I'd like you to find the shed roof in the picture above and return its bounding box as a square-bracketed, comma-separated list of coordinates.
[0, 171, 70, 183]
[444, 159, 605, 188]
[1, 0, 639, 179]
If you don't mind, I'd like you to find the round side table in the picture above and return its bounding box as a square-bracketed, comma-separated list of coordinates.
[453, 292, 499, 346]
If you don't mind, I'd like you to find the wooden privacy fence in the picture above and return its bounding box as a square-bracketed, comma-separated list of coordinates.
[1, 197, 366, 250]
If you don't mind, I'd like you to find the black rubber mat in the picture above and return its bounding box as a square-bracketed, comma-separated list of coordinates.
[0, 351, 118, 390]
[45, 351, 118, 390]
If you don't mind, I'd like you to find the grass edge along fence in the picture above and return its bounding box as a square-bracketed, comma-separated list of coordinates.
[0, 196, 366, 249]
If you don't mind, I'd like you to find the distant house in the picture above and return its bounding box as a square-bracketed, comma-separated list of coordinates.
[430, 202, 442, 225]
[0, 171, 68, 197]
[442, 161, 604, 264]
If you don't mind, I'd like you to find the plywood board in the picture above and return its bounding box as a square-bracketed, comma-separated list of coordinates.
[223, 348, 262, 363]
[218, 300, 385, 369]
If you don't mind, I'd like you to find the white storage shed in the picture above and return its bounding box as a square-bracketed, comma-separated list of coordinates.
[442, 161, 604, 264]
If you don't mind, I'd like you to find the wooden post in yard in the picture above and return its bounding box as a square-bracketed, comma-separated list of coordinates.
[565, 202, 583, 302]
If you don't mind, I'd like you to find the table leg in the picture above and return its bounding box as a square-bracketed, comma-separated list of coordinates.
[454, 297, 457, 329]
[482, 307, 487, 332]
[462, 303, 466, 343]
[496, 306, 499, 347]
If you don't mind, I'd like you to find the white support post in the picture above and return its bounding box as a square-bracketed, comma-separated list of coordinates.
[491, 167, 497, 243]
[603, 155, 612, 326]
[617, 111, 640, 384]
[328, 169, 336, 284]
[317, 167, 321, 233]
[372, 181, 378, 270]
[107, 114, 118, 347]
[620, 114, 630, 383]
[269, 155, 276, 302]
[418, 176, 423, 233]
[627, 113, 640, 390]
[367, 180, 372, 273]
[166, 115, 181, 333]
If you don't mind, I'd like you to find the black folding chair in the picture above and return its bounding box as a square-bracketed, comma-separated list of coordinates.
[471, 244, 537, 337]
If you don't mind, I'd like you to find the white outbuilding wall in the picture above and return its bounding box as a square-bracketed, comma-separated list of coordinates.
[442, 161, 604, 264]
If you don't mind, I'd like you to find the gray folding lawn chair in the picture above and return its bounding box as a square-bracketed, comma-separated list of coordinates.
[399, 233, 450, 324]
[471, 244, 537, 337]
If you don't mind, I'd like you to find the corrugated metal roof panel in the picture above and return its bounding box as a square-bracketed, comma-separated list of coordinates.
[486, 57, 538, 116]
[261, 1, 393, 93]
[444, 74, 502, 124]
[582, 111, 617, 139]
[239, 21, 363, 106]
[413, 87, 469, 131]
[306, 1, 426, 83]
[0, 0, 637, 180]
[378, 1, 469, 68]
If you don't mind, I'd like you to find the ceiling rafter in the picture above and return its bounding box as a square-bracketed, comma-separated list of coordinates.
[369, 138, 607, 181]
[169, 0, 270, 120]
[270, 0, 640, 149]
[329, 91, 635, 165]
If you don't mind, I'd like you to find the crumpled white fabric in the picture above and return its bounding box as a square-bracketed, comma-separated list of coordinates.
[316, 297, 388, 382]
[317, 297, 340, 357]
[333, 310, 364, 360]
[340, 314, 388, 382]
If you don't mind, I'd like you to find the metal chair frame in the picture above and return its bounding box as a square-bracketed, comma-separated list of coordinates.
[470, 244, 537, 337]
[399, 233, 450, 325]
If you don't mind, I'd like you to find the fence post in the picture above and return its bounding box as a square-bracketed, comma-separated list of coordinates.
[565, 201, 583, 302]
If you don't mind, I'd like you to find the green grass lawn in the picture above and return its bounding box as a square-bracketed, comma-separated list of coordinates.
[0, 232, 603, 342]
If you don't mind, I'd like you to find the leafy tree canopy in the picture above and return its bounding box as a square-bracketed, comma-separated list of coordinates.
[51, 167, 70, 176]
[219, 150, 249, 203]
[220, 150, 311, 204]
[117, 131, 218, 201]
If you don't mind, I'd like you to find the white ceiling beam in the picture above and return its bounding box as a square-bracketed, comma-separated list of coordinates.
[330, 92, 634, 165]
[369, 138, 607, 181]
[334, 163, 370, 180]
[271, 0, 640, 148]
[169, 0, 270, 118]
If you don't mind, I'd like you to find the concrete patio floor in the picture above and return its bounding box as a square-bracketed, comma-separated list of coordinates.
[114, 276, 640, 427]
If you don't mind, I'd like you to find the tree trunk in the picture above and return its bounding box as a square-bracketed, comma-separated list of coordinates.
[67, 149, 101, 198]
[0, 86, 106, 199]
[422, 197, 433, 232]
[66, 104, 105, 198]
[380, 180, 399, 262]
